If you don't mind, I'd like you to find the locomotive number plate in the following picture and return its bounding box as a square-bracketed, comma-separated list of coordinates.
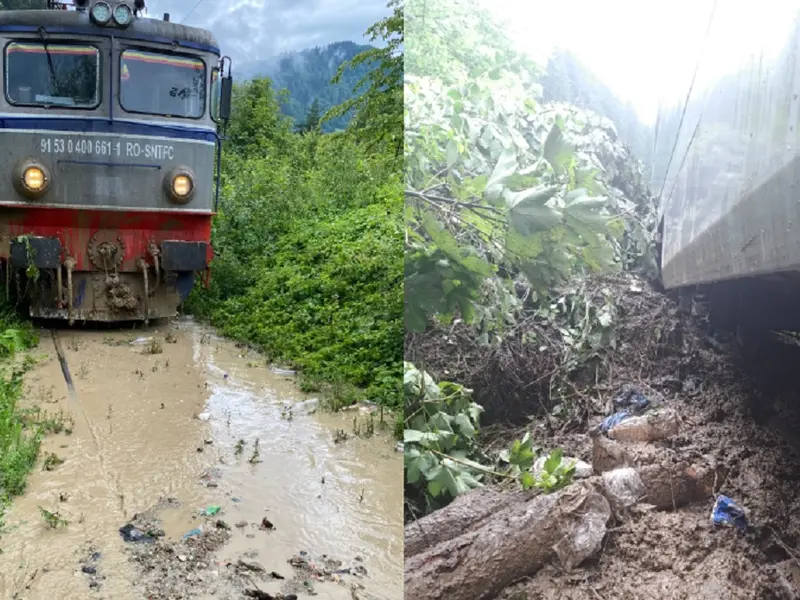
[39, 136, 176, 161]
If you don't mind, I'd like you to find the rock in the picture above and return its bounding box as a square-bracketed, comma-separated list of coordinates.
[178, 555, 187, 562]
[81, 565, 97, 575]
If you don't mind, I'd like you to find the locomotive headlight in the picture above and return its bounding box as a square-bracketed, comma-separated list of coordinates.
[112, 3, 133, 27]
[13, 159, 51, 199]
[24, 167, 45, 191]
[163, 167, 196, 204]
[172, 175, 192, 197]
[90, 1, 112, 25]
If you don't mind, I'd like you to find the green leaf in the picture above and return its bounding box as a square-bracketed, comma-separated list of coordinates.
[543, 448, 563, 474]
[404, 429, 425, 443]
[542, 122, 573, 176]
[454, 412, 475, 438]
[484, 147, 518, 202]
[520, 471, 535, 489]
[507, 186, 558, 210]
[446, 139, 459, 168]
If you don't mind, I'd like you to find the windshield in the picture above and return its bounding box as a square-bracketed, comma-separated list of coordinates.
[120, 50, 206, 119]
[5, 42, 100, 108]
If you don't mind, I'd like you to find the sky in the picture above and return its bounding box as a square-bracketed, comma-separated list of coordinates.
[486, 0, 800, 125]
[142, 0, 390, 70]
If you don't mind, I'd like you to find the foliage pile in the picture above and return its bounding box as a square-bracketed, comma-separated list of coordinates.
[187, 1, 403, 408]
[404, 361, 579, 520]
[403, 0, 663, 515]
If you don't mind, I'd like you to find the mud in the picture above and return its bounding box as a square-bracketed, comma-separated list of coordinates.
[0, 317, 402, 600]
[454, 276, 800, 600]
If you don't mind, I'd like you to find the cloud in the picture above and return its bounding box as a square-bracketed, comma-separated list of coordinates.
[143, 0, 389, 67]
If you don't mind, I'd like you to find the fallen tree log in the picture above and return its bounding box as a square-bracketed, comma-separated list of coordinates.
[405, 487, 532, 558]
[404, 461, 719, 600]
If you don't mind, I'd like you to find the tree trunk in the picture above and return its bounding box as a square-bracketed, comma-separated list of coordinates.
[404, 461, 718, 600]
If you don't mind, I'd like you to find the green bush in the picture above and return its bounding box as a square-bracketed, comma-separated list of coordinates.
[186, 7, 403, 408]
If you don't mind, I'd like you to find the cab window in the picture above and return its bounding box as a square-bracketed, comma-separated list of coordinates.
[5, 42, 100, 108]
[120, 49, 205, 119]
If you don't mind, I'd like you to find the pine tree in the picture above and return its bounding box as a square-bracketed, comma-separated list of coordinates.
[303, 98, 322, 132]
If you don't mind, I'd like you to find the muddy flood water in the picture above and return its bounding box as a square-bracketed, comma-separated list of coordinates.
[0, 317, 403, 600]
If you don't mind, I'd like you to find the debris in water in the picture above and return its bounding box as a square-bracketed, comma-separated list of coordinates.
[272, 366, 296, 376]
[236, 559, 265, 573]
[119, 523, 155, 543]
[712, 495, 748, 531]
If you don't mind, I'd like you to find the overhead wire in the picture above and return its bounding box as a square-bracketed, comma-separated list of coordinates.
[655, 0, 719, 203]
[180, 0, 207, 24]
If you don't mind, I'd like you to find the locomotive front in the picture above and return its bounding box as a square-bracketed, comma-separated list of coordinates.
[0, 0, 232, 323]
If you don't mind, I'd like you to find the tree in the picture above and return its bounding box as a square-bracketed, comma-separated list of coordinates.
[325, 0, 403, 156]
[298, 98, 322, 133]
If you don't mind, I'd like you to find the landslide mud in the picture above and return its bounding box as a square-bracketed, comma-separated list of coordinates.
[0, 317, 402, 600]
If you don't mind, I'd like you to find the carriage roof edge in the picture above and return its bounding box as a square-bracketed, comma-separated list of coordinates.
[0, 9, 220, 54]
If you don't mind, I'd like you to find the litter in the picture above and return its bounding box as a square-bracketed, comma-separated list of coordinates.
[599, 389, 651, 433]
[607, 409, 679, 443]
[183, 527, 203, 539]
[203, 505, 221, 516]
[272, 366, 296, 376]
[198, 412, 211, 421]
[119, 523, 154, 543]
[711, 495, 747, 531]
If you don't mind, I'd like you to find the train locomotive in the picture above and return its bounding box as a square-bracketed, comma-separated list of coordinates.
[0, 0, 232, 323]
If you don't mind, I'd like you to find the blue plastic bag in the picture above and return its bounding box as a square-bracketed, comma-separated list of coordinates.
[613, 389, 650, 414]
[599, 410, 631, 432]
[711, 495, 747, 530]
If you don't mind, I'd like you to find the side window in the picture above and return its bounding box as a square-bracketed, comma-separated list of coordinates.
[210, 67, 221, 122]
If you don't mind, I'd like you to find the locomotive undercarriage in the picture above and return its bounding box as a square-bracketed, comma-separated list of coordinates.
[4, 232, 205, 324]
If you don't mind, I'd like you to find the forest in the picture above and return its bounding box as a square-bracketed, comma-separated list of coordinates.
[243, 41, 378, 133]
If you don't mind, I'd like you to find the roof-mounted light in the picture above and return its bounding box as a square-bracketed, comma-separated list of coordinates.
[112, 3, 133, 27]
[90, 1, 112, 25]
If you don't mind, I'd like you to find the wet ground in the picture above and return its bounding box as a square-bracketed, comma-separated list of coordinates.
[0, 317, 403, 600]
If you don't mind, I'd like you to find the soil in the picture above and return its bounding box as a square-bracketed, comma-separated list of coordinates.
[412, 273, 800, 599]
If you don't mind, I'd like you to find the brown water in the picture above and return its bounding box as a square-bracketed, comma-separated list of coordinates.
[0, 317, 403, 600]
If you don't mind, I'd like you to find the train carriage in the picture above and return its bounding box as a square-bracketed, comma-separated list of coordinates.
[0, 0, 232, 323]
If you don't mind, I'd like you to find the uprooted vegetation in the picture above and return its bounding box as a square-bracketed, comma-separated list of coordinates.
[403, 0, 800, 598]
[405, 275, 800, 599]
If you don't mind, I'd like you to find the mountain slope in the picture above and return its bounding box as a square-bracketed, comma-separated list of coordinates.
[241, 41, 376, 132]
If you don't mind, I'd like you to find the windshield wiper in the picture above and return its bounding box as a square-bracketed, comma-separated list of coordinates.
[37, 27, 60, 99]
